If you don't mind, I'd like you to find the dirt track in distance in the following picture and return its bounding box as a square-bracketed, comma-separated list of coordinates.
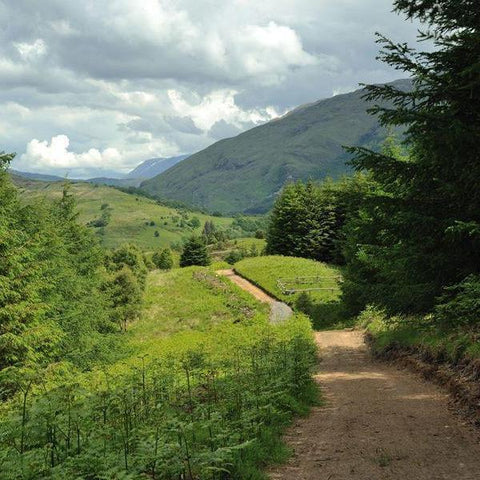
[216, 269, 292, 323]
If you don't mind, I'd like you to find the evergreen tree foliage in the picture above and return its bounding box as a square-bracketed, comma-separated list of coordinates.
[0, 155, 121, 395]
[104, 244, 148, 330]
[108, 267, 143, 331]
[343, 0, 480, 314]
[180, 236, 211, 267]
[202, 220, 217, 244]
[152, 248, 174, 270]
[265, 179, 364, 263]
[0, 158, 151, 396]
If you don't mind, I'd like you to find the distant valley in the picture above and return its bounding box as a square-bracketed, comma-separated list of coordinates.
[12, 80, 409, 215]
[10, 154, 189, 187]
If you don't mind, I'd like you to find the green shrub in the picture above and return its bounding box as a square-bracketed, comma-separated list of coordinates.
[180, 236, 211, 267]
[152, 248, 174, 270]
[225, 249, 244, 265]
[434, 275, 480, 330]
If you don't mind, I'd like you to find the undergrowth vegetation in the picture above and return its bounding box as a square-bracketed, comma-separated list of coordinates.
[0, 267, 318, 480]
[359, 306, 480, 365]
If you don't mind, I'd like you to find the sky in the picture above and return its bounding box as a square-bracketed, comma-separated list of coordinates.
[0, 0, 423, 178]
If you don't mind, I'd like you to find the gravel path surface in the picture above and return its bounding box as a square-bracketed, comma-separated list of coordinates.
[269, 330, 480, 480]
[216, 269, 293, 323]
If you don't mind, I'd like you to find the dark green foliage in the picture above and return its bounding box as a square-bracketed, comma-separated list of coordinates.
[231, 216, 265, 235]
[266, 179, 363, 263]
[108, 267, 143, 331]
[189, 216, 201, 228]
[106, 244, 148, 287]
[152, 248, 174, 270]
[342, 0, 480, 315]
[103, 244, 148, 331]
[154, 230, 160, 237]
[225, 249, 245, 265]
[434, 275, 480, 330]
[202, 220, 216, 243]
[0, 156, 121, 395]
[180, 236, 211, 267]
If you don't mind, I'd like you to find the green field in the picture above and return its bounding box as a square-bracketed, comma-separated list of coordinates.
[235, 256, 348, 329]
[14, 179, 253, 251]
[235, 256, 342, 303]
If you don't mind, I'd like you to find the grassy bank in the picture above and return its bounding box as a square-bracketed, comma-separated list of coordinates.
[0, 267, 318, 480]
[235, 256, 349, 329]
[360, 307, 480, 364]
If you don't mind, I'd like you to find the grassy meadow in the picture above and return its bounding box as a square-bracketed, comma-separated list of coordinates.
[14, 179, 242, 250]
[235, 256, 349, 329]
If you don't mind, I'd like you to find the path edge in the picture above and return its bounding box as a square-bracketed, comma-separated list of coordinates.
[365, 332, 480, 428]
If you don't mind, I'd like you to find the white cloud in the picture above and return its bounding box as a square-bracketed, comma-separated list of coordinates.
[19, 135, 121, 170]
[15, 39, 47, 61]
[236, 22, 317, 78]
[1, 0, 425, 177]
[167, 89, 282, 131]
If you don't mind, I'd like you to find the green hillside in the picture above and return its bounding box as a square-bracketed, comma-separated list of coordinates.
[14, 178, 247, 250]
[141, 79, 410, 214]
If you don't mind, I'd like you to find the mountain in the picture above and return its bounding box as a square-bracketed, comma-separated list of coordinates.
[9, 170, 66, 182]
[126, 155, 190, 180]
[10, 155, 190, 187]
[141, 79, 411, 214]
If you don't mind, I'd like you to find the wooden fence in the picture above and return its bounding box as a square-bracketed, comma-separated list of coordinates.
[277, 275, 343, 295]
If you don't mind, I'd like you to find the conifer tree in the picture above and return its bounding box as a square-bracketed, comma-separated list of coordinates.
[266, 180, 348, 263]
[343, 0, 480, 313]
[180, 236, 211, 267]
[152, 248, 174, 270]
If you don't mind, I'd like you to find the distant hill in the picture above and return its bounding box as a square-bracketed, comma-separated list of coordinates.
[14, 179, 258, 251]
[9, 170, 66, 182]
[141, 79, 411, 214]
[10, 154, 190, 188]
[85, 177, 140, 187]
[126, 155, 189, 180]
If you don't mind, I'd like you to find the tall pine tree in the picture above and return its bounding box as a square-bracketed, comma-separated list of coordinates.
[343, 0, 480, 314]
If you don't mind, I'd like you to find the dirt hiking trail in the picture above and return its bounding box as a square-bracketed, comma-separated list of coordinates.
[216, 269, 292, 323]
[218, 268, 480, 478]
[270, 330, 480, 480]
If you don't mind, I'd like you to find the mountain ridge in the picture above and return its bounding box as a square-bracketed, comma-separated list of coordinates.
[141, 79, 411, 214]
[10, 154, 190, 187]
